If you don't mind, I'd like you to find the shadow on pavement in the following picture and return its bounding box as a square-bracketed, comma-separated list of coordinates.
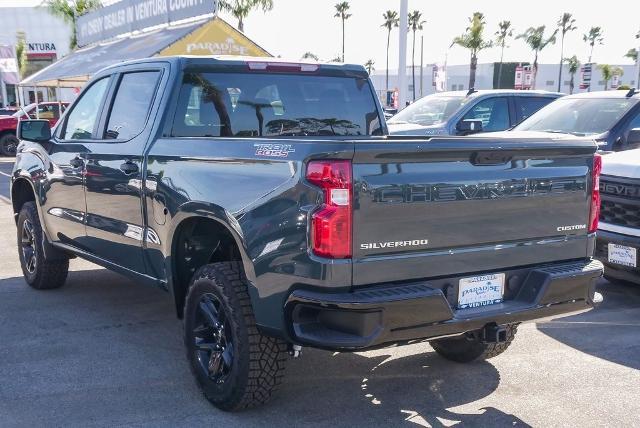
[536, 280, 640, 370]
[0, 268, 529, 426]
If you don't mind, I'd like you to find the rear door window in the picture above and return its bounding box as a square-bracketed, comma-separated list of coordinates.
[172, 72, 382, 137]
[462, 97, 510, 132]
[104, 71, 161, 140]
[515, 97, 555, 123]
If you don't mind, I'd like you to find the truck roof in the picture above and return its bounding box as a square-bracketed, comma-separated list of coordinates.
[563, 89, 640, 99]
[431, 89, 564, 98]
[98, 55, 369, 77]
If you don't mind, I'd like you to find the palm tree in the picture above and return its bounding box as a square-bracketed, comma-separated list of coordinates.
[598, 64, 624, 90]
[583, 26, 604, 63]
[517, 26, 557, 90]
[495, 21, 513, 89]
[15, 31, 27, 78]
[364, 59, 375, 75]
[626, 30, 640, 64]
[301, 52, 320, 61]
[556, 13, 577, 92]
[381, 10, 399, 96]
[626, 48, 638, 62]
[42, 0, 102, 49]
[451, 12, 492, 91]
[219, 0, 274, 33]
[564, 55, 580, 94]
[408, 10, 426, 101]
[334, 2, 351, 62]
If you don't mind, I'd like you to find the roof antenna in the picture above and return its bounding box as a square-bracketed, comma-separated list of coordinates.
[467, 87, 477, 96]
[626, 87, 639, 97]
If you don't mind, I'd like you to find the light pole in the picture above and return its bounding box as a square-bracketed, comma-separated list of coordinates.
[398, 0, 408, 109]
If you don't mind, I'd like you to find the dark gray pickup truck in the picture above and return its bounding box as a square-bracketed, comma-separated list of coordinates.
[11, 56, 603, 411]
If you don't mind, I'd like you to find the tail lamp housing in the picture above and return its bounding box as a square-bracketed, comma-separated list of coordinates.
[588, 153, 602, 233]
[306, 160, 352, 259]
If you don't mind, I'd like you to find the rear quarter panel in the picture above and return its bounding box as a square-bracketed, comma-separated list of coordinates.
[144, 138, 356, 330]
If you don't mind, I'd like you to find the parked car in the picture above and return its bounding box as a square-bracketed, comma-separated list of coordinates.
[511, 89, 640, 151]
[595, 148, 640, 283]
[0, 106, 18, 116]
[387, 90, 562, 136]
[12, 56, 603, 411]
[0, 102, 68, 156]
[383, 107, 397, 120]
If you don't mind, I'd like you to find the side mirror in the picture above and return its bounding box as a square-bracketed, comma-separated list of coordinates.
[17, 120, 51, 144]
[627, 128, 640, 148]
[457, 119, 483, 135]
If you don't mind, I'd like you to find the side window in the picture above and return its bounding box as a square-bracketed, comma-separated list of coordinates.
[37, 104, 60, 119]
[105, 71, 160, 140]
[627, 109, 640, 131]
[462, 97, 510, 132]
[516, 97, 553, 122]
[62, 78, 110, 140]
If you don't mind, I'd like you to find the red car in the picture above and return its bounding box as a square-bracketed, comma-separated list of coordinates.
[0, 102, 68, 156]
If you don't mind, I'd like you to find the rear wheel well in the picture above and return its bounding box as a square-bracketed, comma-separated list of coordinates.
[172, 217, 242, 318]
[0, 129, 16, 138]
[11, 179, 36, 223]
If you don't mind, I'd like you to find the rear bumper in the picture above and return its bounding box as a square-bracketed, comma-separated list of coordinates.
[285, 259, 603, 350]
[596, 229, 640, 284]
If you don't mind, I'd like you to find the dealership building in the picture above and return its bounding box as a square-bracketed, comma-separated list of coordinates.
[0, 6, 72, 106]
[0, 0, 270, 108]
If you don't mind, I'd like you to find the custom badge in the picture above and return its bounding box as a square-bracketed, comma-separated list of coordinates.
[254, 143, 295, 158]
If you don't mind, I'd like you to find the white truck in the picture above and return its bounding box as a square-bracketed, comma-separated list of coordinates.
[597, 149, 640, 283]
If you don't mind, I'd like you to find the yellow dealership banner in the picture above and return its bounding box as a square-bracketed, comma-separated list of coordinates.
[159, 18, 271, 57]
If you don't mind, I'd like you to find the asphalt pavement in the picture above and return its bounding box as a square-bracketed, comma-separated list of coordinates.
[0, 158, 639, 427]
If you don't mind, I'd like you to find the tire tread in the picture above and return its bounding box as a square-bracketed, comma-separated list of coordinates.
[18, 202, 68, 290]
[184, 261, 287, 411]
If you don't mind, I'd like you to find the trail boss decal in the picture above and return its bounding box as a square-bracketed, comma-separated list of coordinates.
[254, 143, 295, 158]
[360, 239, 429, 250]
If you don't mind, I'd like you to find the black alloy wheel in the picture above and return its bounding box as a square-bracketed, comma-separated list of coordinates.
[193, 293, 234, 384]
[20, 218, 37, 274]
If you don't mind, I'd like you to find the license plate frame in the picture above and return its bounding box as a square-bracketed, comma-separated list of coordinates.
[608, 243, 637, 267]
[457, 273, 505, 309]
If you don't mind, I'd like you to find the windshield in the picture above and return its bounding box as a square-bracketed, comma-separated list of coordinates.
[172, 72, 383, 137]
[389, 95, 465, 126]
[514, 98, 637, 136]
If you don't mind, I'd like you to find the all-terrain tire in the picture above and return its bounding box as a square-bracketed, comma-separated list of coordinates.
[0, 133, 19, 156]
[430, 323, 519, 363]
[184, 262, 287, 411]
[17, 201, 69, 289]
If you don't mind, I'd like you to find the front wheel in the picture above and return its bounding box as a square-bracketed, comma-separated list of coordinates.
[430, 323, 519, 363]
[17, 202, 69, 289]
[184, 262, 287, 411]
[0, 133, 19, 156]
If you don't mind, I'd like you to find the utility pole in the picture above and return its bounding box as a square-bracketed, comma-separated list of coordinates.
[420, 35, 424, 98]
[637, 42, 640, 90]
[398, 0, 408, 108]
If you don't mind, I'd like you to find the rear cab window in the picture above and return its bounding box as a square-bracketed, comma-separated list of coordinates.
[172, 71, 382, 137]
[515, 96, 555, 123]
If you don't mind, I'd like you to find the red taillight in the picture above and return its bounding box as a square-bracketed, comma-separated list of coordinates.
[589, 153, 602, 233]
[306, 160, 352, 259]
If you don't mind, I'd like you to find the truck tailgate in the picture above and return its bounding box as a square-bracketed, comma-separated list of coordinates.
[352, 137, 597, 286]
